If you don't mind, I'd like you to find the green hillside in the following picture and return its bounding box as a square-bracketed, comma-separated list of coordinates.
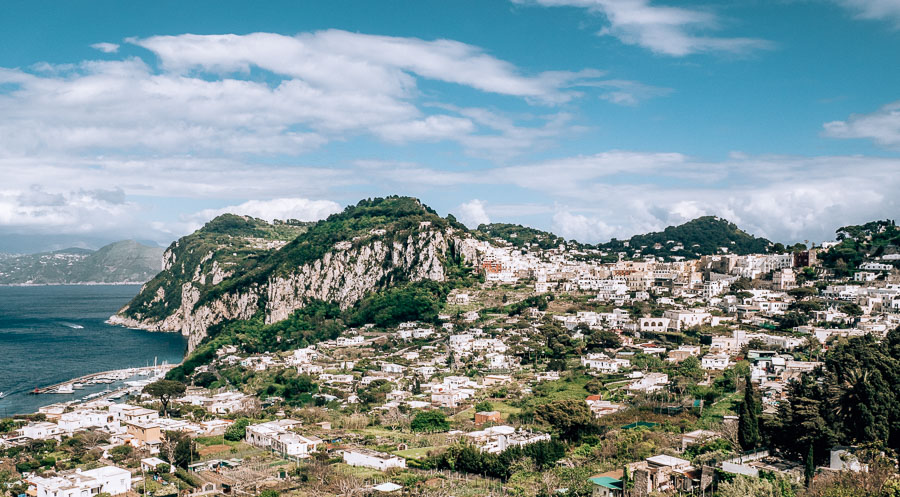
[477, 223, 569, 250]
[598, 216, 773, 258]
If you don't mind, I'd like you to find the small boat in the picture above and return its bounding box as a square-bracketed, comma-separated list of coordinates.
[56, 384, 74, 394]
[0, 392, 6, 399]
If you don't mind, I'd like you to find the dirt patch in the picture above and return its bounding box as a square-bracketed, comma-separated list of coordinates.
[198, 444, 231, 456]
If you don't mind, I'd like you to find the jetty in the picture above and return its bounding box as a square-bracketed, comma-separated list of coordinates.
[28, 364, 175, 394]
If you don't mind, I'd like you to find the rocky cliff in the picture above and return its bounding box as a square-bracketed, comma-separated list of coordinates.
[110, 197, 481, 351]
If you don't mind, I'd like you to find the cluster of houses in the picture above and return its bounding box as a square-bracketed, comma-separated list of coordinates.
[5, 229, 898, 497]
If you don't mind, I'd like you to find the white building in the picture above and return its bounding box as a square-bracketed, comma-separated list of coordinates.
[464, 425, 551, 454]
[627, 373, 669, 393]
[30, 466, 132, 497]
[581, 353, 631, 373]
[701, 354, 730, 370]
[245, 420, 320, 458]
[21, 422, 64, 440]
[342, 449, 406, 471]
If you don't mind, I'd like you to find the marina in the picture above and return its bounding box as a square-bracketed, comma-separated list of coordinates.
[28, 364, 175, 395]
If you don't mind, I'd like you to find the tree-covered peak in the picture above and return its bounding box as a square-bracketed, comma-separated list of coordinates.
[599, 215, 772, 257]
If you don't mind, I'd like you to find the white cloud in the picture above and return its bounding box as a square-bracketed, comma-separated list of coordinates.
[823, 101, 900, 148]
[156, 197, 342, 236]
[0, 186, 137, 235]
[369, 152, 900, 243]
[552, 210, 616, 241]
[513, 0, 773, 56]
[833, 0, 900, 26]
[0, 31, 623, 162]
[190, 198, 341, 223]
[455, 199, 491, 228]
[374, 115, 476, 143]
[132, 31, 599, 104]
[91, 42, 120, 53]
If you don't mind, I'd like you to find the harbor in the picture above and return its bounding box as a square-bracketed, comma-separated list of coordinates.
[28, 364, 175, 395]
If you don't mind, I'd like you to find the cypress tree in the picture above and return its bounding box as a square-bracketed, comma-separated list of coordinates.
[738, 376, 760, 450]
[805, 444, 815, 487]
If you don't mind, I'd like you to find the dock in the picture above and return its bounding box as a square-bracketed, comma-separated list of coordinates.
[28, 364, 175, 394]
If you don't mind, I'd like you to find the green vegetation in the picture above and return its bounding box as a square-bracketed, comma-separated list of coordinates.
[224, 419, 250, 441]
[597, 216, 772, 258]
[410, 410, 450, 433]
[426, 440, 566, 480]
[821, 219, 899, 273]
[738, 376, 761, 450]
[476, 223, 570, 250]
[764, 328, 900, 463]
[142, 380, 186, 416]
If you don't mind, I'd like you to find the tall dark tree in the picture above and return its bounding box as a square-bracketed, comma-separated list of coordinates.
[738, 376, 760, 450]
[805, 444, 815, 488]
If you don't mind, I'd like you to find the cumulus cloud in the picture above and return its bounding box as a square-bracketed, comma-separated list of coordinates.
[552, 210, 617, 241]
[832, 0, 900, 26]
[0, 30, 627, 161]
[0, 186, 136, 235]
[190, 198, 341, 223]
[455, 199, 491, 228]
[512, 0, 773, 56]
[90, 42, 120, 53]
[823, 101, 900, 148]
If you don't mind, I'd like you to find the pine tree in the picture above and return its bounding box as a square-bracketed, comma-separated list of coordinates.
[738, 376, 760, 450]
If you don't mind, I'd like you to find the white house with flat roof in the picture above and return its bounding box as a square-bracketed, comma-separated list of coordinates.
[29, 466, 131, 497]
[342, 448, 406, 471]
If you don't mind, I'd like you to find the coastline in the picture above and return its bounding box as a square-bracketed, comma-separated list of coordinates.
[9, 364, 178, 417]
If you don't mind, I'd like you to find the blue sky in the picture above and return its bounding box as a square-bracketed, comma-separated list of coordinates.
[1, 0, 899, 248]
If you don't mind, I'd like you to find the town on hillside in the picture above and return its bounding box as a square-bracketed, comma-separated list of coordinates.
[2, 219, 900, 497]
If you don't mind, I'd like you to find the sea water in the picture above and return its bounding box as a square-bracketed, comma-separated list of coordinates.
[0, 285, 186, 416]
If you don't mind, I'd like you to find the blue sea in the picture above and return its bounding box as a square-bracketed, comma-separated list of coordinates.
[0, 285, 186, 416]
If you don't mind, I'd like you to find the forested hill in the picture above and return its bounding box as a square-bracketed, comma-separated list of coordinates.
[820, 219, 900, 273]
[597, 216, 773, 258]
[0, 240, 164, 284]
[476, 223, 570, 250]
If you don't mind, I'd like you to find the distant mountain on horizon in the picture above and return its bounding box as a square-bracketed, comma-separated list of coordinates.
[0, 233, 164, 255]
[0, 240, 165, 285]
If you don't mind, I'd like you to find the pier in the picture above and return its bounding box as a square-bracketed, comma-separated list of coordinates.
[28, 364, 175, 394]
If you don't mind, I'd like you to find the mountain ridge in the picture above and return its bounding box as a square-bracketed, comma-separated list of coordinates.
[111, 196, 481, 351]
[0, 240, 164, 285]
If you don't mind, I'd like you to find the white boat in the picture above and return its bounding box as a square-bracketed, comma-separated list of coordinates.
[56, 384, 74, 394]
[0, 392, 6, 399]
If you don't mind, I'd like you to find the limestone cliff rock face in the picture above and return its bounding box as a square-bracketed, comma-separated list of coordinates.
[113, 227, 479, 352]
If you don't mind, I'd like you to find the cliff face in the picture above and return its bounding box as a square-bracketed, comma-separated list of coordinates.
[111, 198, 481, 352]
